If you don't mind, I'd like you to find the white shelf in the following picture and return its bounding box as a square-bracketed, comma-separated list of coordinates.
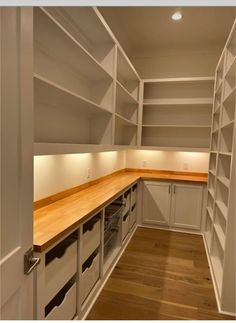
[115, 113, 137, 127]
[34, 143, 119, 156]
[221, 119, 235, 130]
[206, 206, 214, 221]
[137, 145, 210, 152]
[219, 152, 232, 156]
[116, 80, 139, 105]
[117, 48, 139, 101]
[209, 169, 216, 176]
[34, 76, 113, 146]
[215, 200, 228, 220]
[215, 81, 223, 95]
[42, 7, 116, 77]
[214, 224, 225, 250]
[223, 86, 236, 105]
[217, 176, 230, 188]
[142, 125, 210, 149]
[142, 124, 211, 128]
[143, 76, 215, 83]
[114, 116, 137, 146]
[210, 254, 223, 293]
[213, 104, 221, 115]
[215, 79, 223, 94]
[143, 98, 213, 106]
[34, 74, 112, 116]
[208, 188, 215, 198]
[225, 56, 236, 81]
[37, 8, 114, 81]
[117, 47, 140, 83]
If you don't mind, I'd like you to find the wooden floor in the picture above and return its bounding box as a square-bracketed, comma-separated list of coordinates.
[87, 228, 235, 320]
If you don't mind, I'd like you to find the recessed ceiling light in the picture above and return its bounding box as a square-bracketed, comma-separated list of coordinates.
[172, 11, 182, 21]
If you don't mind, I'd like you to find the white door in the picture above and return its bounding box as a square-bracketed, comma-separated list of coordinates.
[142, 181, 171, 226]
[171, 183, 203, 230]
[0, 8, 34, 319]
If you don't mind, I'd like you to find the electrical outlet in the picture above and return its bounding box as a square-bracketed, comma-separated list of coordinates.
[183, 162, 189, 170]
[142, 160, 147, 168]
[87, 168, 91, 178]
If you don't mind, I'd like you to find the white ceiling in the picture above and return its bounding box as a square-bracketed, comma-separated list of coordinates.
[99, 7, 235, 56]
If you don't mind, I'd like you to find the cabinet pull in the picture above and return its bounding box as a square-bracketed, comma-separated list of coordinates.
[169, 185, 171, 194]
[173, 185, 176, 194]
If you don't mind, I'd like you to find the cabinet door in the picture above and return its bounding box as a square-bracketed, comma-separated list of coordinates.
[142, 181, 171, 226]
[171, 183, 203, 230]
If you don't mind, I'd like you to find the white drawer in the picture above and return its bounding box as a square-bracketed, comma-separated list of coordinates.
[131, 185, 137, 207]
[81, 252, 100, 303]
[123, 192, 131, 215]
[45, 283, 77, 320]
[81, 217, 101, 263]
[129, 204, 136, 230]
[45, 240, 77, 304]
[122, 212, 130, 241]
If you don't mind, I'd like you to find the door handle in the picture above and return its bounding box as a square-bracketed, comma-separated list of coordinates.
[169, 184, 171, 194]
[24, 248, 41, 275]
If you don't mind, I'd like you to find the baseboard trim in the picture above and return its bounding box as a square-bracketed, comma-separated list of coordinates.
[81, 224, 138, 320]
[138, 223, 202, 236]
[202, 233, 222, 314]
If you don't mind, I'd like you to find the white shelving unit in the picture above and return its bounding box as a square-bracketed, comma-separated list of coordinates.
[140, 77, 214, 151]
[34, 7, 140, 155]
[204, 19, 235, 315]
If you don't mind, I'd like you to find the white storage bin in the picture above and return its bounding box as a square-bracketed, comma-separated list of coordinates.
[45, 282, 77, 320]
[45, 239, 77, 304]
[123, 191, 131, 215]
[81, 252, 100, 303]
[131, 184, 137, 207]
[81, 217, 101, 263]
[129, 203, 136, 230]
[122, 212, 130, 241]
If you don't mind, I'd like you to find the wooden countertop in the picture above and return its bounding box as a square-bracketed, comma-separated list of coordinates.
[34, 169, 207, 252]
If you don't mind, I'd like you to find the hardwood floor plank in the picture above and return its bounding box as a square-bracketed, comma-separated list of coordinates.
[87, 228, 235, 320]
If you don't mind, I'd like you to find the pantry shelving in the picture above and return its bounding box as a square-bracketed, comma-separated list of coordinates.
[34, 7, 140, 155]
[114, 115, 137, 146]
[140, 77, 214, 151]
[204, 19, 235, 314]
[117, 47, 140, 101]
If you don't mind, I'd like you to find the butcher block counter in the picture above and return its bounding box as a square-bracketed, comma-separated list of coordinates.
[34, 169, 208, 252]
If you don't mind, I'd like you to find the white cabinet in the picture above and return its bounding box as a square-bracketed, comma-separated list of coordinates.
[171, 183, 203, 230]
[142, 181, 171, 226]
[142, 181, 203, 231]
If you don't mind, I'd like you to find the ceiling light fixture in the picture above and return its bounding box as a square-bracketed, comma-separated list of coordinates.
[172, 11, 182, 21]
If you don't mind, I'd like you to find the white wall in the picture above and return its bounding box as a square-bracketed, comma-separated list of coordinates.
[130, 48, 221, 79]
[126, 150, 209, 173]
[34, 149, 209, 201]
[34, 150, 126, 201]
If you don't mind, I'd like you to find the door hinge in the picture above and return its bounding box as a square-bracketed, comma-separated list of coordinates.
[24, 248, 40, 275]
